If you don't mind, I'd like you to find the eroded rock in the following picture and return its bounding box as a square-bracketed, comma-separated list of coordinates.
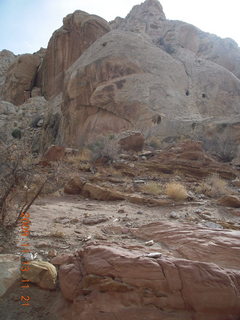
[58, 244, 240, 319]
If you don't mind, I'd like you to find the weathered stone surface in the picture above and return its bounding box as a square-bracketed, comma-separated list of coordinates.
[58, 244, 240, 319]
[118, 132, 145, 152]
[111, 0, 240, 80]
[2, 54, 41, 105]
[37, 10, 110, 99]
[64, 176, 86, 194]
[132, 221, 240, 269]
[82, 183, 125, 201]
[217, 195, 240, 208]
[0, 96, 47, 144]
[42, 145, 65, 162]
[22, 260, 57, 290]
[143, 140, 237, 179]
[0, 254, 21, 297]
[0, 50, 16, 90]
[61, 30, 187, 147]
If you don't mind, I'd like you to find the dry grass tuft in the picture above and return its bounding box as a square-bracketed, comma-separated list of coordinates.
[195, 174, 229, 198]
[141, 182, 163, 195]
[66, 148, 92, 165]
[165, 182, 188, 201]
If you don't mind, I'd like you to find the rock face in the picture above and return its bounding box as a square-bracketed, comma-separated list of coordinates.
[0, 50, 16, 90]
[58, 240, 240, 320]
[111, 0, 240, 80]
[57, 24, 240, 148]
[0, 96, 47, 145]
[37, 10, 110, 99]
[61, 30, 187, 146]
[1, 53, 41, 105]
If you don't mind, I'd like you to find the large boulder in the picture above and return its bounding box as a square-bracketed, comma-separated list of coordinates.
[58, 24, 240, 148]
[1, 54, 41, 105]
[37, 10, 110, 99]
[58, 242, 240, 319]
[61, 30, 187, 147]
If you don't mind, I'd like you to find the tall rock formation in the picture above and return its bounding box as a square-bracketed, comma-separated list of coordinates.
[37, 10, 110, 99]
[1, 53, 41, 105]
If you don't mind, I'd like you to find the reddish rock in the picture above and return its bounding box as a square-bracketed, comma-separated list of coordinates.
[42, 145, 65, 162]
[118, 132, 144, 152]
[217, 195, 240, 208]
[145, 140, 237, 180]
[64, 176, 86, 195]
[82, 183, 125, 201]
[58, 244, 240, 319]
[37, 11, 110, 99]
[2, 54, 41, 105]
[132, 221, 240, 269]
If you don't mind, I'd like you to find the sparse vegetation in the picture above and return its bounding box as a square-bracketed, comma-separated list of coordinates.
[195, 174, 229, 198]
[165, 182, 188, 201]
[88, 135, 119, 162]
[0, 140, 52, 227]
[141, 182, 163, 195]
[66, 148, 92, 164]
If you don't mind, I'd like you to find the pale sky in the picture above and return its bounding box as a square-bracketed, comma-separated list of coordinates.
[0, 0, 239, 54]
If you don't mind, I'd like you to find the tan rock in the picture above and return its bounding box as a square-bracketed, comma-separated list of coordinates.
[22, 261, 57, 290]
[82, 183, 125, 201]
[37, 10, 110, 99]
[64, 176, 86, 195]
[0, 49, 16, 89]
[2, 54, 41, 105]
[217, 195, 240, 208]
[61, 30, 187, 147]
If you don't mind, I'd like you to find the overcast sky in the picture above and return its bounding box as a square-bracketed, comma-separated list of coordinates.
[0, 0, 239, 54]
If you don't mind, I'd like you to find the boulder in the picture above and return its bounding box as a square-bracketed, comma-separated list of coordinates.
[217, 195, 240, 208]
[64, 176, 86, 194]
[58, 244, 240, 319]
[118, 132, 145, 152]
[21, 260, 57, 290]
[82, 183, 125, 201]
[37, 10, 110, 99]
[61, 30, 187, 147]
[0, 254, 21, 297]
[1, 54, 41, 105]
[42, 145, 65, 162]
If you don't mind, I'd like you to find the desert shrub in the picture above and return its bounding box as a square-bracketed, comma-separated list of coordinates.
[141, 182, 163, 195]
[165, 182, 188, 201]
[12, 128, 22, 139]
[146, 137, 162, 149]
[88, 135, 119, 162]
[0, 140, 51, 227]
[195, 174, 229, 198]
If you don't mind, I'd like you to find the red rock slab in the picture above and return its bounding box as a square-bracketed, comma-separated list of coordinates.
[58, 245, 240, 320]
[132, 221, 240, 269]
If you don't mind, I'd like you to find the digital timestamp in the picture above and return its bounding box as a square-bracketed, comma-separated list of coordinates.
[19, 212, 32, 307]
